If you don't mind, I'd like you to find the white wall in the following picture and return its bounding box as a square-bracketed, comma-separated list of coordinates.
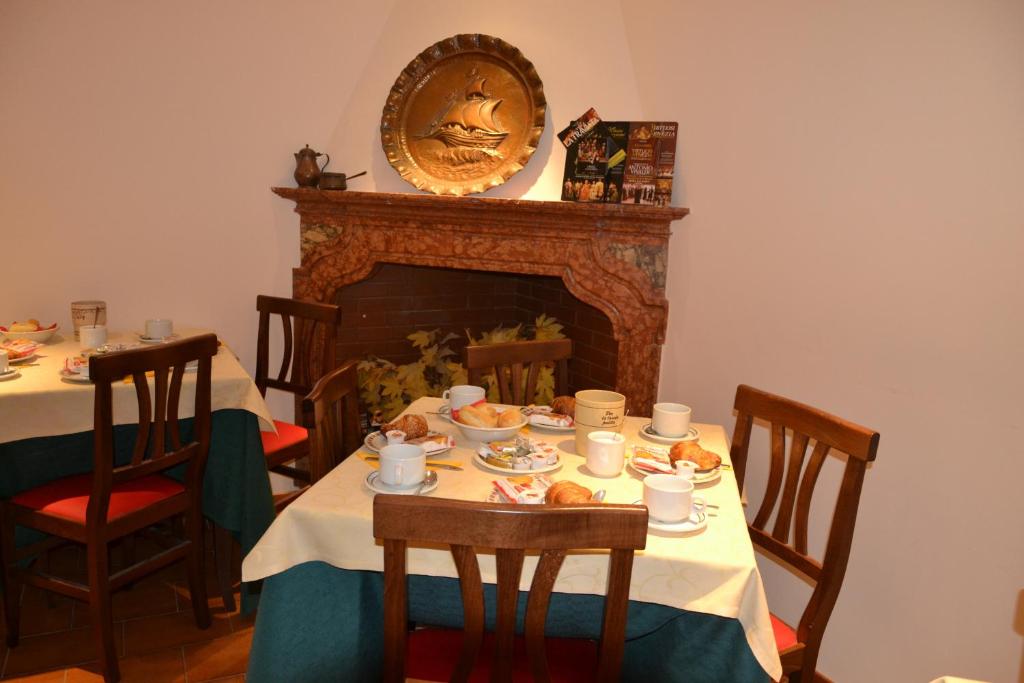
[2, 2, 1021, 681]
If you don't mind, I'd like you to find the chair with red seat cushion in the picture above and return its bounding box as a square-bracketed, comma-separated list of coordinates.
[729, 385, 880, 682]
[373, 495, 648, 683]
[0, 334, 219, 683]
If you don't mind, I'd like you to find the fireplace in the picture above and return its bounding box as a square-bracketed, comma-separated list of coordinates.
[274, 188, 688, 415]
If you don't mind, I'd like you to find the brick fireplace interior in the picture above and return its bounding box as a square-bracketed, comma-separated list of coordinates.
[336, 263, 618, 393]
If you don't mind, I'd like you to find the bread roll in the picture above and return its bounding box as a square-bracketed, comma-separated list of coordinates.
[381, 414, 429, 440]
[458, 404, 498, 428]
[545, 480, 594, 504]
[550, 396, 576, 417]
[496, 409, 523, 428]
[10, 322, 36, 333]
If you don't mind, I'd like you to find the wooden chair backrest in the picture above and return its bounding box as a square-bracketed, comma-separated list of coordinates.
[463, 339, 572, 406]
[304, 359, 362, 482]
[254, 295, 342, 420]
[87, 333, 218, 528]
[729, 384, 879, 651]
[373, 496, 648, 683]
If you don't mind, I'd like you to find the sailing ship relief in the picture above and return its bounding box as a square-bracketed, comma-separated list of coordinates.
[417, 73, 509, 168]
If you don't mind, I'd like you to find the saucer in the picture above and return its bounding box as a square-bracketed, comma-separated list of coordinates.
[8, 353, 37, 365]
[364, 470, 438, 496]
[137, 333, 179, 344]
[634, 500, 708, 533]
[639, 424, 699, 444]
[0, 368, 20, 381]
[58, 369, 92, 383]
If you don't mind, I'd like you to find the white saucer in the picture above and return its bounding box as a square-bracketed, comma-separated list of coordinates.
[363, 430, 453, 456]
[634, 500, 708, 533]
[137, 333, 179, 344]
[8, 353, 37, 365]
[639, 424, 700, 444]
[58, 369, 92, 383]
[364, 470, 438, 496]
[0, 369, 20, 381]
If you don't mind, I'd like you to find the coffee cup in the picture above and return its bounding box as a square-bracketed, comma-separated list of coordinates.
[675, 460, 698, 480]
[378, 444, 426, 488]
[652, 402, 692, 437]
[586, 431, 626, 477]
[145, 319, 173, 340]
[443, 385, 486, 413]
[643, 473, 705, 524]
[80, 324, 108, 350]
[0, 350, 8, 373]
[574, 390, 626, 455]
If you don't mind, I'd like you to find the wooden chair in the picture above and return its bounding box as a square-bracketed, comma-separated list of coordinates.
[373, 495, 648, 683]
[254, 294, 343, 487]
[0, 334, 219, 683]
[296, 358, 362, 494]
[463, 338, 572, 405]
[729, 384, 880, 683]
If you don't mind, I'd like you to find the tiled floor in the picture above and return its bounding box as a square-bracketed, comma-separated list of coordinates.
[0, 535, 251, 682]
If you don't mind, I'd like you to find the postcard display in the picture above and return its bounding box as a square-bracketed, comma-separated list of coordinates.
[561, 118, 678, 207]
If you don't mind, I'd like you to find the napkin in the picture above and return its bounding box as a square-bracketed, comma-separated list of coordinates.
[408, 433, 455, 454]
[521, 405, 574, 428]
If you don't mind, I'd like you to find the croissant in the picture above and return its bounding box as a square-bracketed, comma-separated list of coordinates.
[669, 441, 722, 471]
[381, 414, 429, 440]
[545, 480, 594, 504]
[550, 396, 576, 417]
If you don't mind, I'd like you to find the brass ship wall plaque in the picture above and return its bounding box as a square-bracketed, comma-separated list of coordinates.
[381, 34, 546, 196]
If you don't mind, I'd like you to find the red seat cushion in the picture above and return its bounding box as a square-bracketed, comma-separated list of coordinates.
[12, 474, 184, 523]
[261, 419, 308, 456]
[407, 627, 598, 682]
[770, 612, 798, 651]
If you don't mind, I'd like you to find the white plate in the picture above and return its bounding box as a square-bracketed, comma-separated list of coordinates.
[363, 430, 453, 456]
[626, 458, 721, 485]
[137, 333, 179, 344]
[364, 470, 438, 496]
[473, 451, 562, 474]
[0, 369, 20, 381]
[8, 353, 37, 365]
[58, 369, 92, 383]
[639, 424, 700, 444]
[520, 408, 575, 432]
[634, 500, 708, 533]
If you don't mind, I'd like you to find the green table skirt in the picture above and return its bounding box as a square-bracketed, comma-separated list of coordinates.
[0, 409, 275, 610]
[248, 561, 770, 682]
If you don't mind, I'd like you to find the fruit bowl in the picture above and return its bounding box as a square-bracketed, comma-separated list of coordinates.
[0, 323, 59, 343]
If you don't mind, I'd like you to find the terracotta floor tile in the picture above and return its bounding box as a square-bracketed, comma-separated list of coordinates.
[65, 647, 185, 683]
[17, 588, 74, 637]
[3, 625, 124, 678]
[71, 579, 179, 628]
[0, 669, 68, 682]
[122, 610, 231, 657]
[182, 629, 252, 681]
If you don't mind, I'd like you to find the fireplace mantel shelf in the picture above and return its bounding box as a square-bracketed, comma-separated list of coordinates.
[274, 187, 689, 414]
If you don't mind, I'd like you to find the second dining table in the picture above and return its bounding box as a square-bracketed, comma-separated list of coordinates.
[243, 396, 783, 682]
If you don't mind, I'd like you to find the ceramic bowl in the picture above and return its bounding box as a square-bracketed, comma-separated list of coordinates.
[452, 411, 528, 443]
[1, 324, 59, 343]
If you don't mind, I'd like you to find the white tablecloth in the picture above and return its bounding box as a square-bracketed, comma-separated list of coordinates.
[0, 327, 274, 444]
[242, 396, 782, 680]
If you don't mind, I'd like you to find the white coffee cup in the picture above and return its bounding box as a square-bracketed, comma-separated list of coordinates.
[586, 431, 626, 477]
[643, 473, 705, 524]
[80, 324, 108, 349]
[675, 460, 698, 480]
[652, 402, 692, 437]
[145, 319, 173, 340]
[443, 385, 486, 413]
[378, 444, 426, 488]
[0, 350, 8, 373]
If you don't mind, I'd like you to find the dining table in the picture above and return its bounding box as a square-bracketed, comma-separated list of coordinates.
[242, 396, 783, 682]
[0, 326, 277, 610]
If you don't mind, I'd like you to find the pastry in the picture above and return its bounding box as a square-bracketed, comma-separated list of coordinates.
[380, 414, 429, 440]
[668, 441, 722, 472]
[458, 404, 498, 428]
[550, 396, 576, 417]
[545, 480, 594, 504]
[496, 409, 523, 428]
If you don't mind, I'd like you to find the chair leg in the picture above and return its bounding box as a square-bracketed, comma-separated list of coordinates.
[0, 504, 21, 647]
[186, 514, 211, 629]
[86, 541, 119, 683]
[213, 524, 237, 613]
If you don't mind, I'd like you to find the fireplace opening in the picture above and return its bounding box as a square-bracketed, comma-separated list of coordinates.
[335, 263, 618, 399]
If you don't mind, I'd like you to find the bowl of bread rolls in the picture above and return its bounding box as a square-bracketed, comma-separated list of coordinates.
[452, 402, 528, 442]
[1, 320, 59, 343]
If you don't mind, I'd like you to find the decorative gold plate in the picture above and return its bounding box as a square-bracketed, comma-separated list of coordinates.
[381, 34, 546, 196]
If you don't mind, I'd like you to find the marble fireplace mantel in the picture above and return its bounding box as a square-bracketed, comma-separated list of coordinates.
[273, 188, 689, 415]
